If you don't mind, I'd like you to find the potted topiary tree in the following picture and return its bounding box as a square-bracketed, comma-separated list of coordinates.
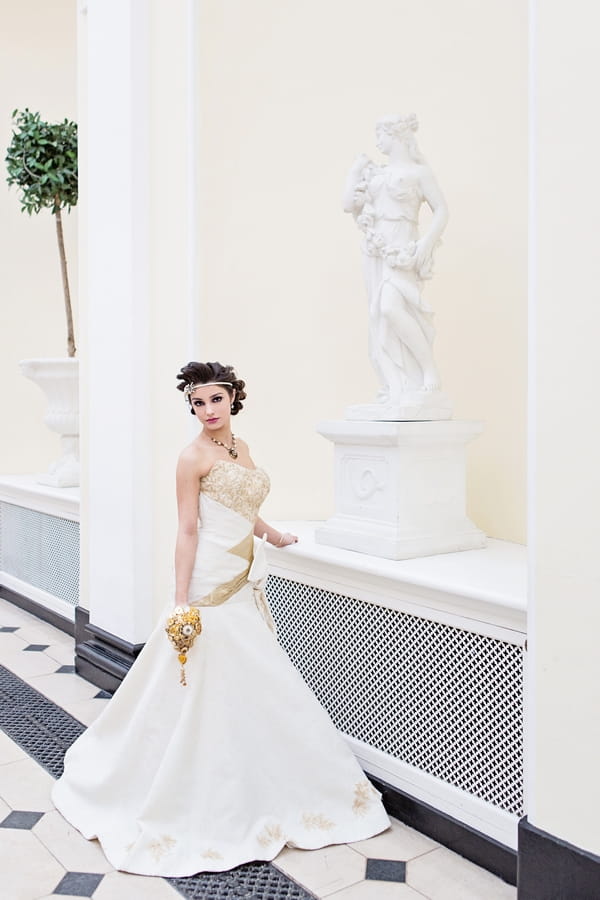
[6, 108, 79, 487]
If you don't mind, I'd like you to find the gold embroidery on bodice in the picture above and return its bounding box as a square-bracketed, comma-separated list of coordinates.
[200, 460, 270, 522]
[193, 462, 270, 609]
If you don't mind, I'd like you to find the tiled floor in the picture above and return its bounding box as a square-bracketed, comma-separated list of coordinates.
[0, 597, 517, 900]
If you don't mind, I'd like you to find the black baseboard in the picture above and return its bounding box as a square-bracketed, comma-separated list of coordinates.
[370, 774, 517, 886]
[518, 816, 600, 899]
[74, 606, 144, 694]
[0, 585, 74, 636]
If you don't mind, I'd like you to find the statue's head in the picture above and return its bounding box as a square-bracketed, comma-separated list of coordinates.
[375, 114, 423, 163]
[376, 113, 418, 142]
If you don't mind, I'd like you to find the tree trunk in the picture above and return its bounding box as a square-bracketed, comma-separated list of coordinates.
[54, 202, 76, 358]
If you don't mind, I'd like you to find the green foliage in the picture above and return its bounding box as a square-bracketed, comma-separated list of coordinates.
[5, 108, 78, 215]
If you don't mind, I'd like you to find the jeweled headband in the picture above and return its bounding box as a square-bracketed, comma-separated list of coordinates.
[183, 381, 233, 401]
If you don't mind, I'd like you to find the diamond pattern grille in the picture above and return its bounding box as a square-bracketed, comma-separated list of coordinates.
[266, 575, 523, 817]
[169, 861, 313, 899]
[0, 502, 79, 606]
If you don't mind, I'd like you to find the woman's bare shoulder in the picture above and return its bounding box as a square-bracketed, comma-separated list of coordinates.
[177, 441, 213, 479]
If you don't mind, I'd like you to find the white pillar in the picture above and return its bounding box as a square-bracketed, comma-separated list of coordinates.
[84, 0, 152, 645]
[523, 0, 600, 892]
[79, 0, 195, 666]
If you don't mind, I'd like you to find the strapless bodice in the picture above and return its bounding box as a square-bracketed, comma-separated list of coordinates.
[188, 460, 270, 607]
[199, 459, 270, 522]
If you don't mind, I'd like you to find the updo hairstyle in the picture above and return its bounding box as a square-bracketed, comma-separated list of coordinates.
[176, 361, 247, 416]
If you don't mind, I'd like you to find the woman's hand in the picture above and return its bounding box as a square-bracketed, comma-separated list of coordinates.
[254, 516, 298, 547]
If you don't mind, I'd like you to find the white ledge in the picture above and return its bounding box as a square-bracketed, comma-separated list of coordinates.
[265, 521, 526, 636]
[0, 474, 80, 522]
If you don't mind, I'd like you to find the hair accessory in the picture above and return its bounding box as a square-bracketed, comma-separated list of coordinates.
[165, 606, 203, 686]
[210, 433, 238, 459]
[184, 381, 233, 400]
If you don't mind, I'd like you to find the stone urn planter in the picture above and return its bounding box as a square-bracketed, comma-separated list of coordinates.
[19, 358, 79, 488]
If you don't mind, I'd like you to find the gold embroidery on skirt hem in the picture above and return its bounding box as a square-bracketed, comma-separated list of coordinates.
[257, 823, 284, 847]
[301, 812, 335, 830]
[353, 779, 377, 816]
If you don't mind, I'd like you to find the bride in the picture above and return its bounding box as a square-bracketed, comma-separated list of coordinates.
[52, 360, 390, 877]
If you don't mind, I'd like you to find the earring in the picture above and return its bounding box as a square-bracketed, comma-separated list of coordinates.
[231, 403, 235, 412]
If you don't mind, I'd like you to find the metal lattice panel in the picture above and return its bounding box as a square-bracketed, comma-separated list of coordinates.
[0, 502, 80, 606]
[266, 575, 523, 817]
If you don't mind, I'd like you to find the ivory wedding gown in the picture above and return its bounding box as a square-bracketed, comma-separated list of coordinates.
[52, 460, 389, 876]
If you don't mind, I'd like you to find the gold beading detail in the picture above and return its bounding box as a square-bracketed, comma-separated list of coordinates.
[200, 460, 269, 523]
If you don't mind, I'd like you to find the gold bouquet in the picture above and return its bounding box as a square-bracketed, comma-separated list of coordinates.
[165, 606, 202, 686]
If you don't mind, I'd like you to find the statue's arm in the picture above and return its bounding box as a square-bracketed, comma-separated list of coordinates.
[415, 167, 449, 274]
[342, 153, 372, 214]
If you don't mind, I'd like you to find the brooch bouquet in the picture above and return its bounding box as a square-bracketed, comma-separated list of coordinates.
[165, 606, 202, 686]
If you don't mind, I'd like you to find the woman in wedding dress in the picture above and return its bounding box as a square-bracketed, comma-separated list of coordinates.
[52, 361, 390, 877]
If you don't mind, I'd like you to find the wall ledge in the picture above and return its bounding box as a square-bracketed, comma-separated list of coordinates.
[266, 522, 526, 635]
[0, 474, 80, 522]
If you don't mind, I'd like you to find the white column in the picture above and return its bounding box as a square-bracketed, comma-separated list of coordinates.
[527, 0, 600, 860]
[81, 0, 194, 644]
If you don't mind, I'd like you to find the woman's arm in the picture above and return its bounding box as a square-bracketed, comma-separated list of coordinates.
[254, 516, 298, 547]
[174, 450, 201, 606]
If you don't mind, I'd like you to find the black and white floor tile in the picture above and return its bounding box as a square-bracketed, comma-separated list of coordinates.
[0, 597, 516, 900]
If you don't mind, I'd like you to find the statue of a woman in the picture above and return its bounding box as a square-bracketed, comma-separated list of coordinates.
[344, 114, 451, 420]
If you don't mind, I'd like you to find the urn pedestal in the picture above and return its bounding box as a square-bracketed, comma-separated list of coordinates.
[19, 358, 80, 488]
[316, 420, 486, 561]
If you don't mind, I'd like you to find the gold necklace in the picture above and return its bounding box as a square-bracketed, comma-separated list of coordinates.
[210, 433, 238, 459]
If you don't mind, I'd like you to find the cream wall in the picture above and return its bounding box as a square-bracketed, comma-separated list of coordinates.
[0, 1, 78, 473]
[0, 1, 527, 544]
[528, 0, 600, 856]
[195, 0, 527, 542]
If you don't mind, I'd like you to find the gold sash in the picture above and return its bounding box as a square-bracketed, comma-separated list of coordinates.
[193, 532, 253, 608]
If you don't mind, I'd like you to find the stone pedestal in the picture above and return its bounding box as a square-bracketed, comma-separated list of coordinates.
[316, 420, 486, 560]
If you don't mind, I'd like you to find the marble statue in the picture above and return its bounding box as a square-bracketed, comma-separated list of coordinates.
[343, 114, 452, 420]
